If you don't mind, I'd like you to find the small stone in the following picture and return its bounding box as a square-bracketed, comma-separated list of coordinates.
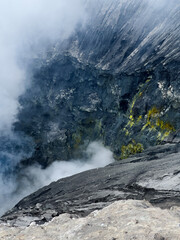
[35, 203, 42, 209]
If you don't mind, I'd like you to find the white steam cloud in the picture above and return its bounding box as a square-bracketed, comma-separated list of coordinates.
[0, 0, 88, 216]
[0, 142, 114, 217]
[0, 0, 86, 132]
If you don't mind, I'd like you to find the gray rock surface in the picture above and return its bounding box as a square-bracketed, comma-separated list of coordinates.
[14, 54, 180, 167]
[1, 142, 180, 227]
[1, 200, 180, 240]
[70, 0, 180, 73]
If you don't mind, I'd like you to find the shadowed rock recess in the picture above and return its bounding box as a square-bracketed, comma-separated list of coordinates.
[1, 0, 180, 237]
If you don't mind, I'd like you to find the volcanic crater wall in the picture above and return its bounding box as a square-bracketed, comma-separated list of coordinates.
[12, 0, 180, 167]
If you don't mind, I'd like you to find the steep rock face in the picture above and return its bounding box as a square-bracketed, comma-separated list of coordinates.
[15, 55, 150, 165]
[12, 0, 180, 166]
[1, 142, 180, 226]
[15, 60, 180, 166]
[69, 0, 180, 73]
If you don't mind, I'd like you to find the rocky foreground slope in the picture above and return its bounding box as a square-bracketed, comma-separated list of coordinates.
[0, 140, 180, 239]
[1, 200, 180, 240]
[1, 140, 180, 226]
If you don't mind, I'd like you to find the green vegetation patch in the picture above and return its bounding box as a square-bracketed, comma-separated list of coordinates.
[121, 140, 144, 159]
[142, 106, 175, 141]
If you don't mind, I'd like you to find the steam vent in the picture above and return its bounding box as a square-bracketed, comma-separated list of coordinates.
[0, 0, 180, 239]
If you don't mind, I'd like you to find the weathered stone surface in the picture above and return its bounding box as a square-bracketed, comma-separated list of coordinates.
[1, 142, 180, 227]
[1, 200, 180, 240]
[7, 0, 179, 167]
[14, 54, 180, 167]
[70, 0, 180, 73]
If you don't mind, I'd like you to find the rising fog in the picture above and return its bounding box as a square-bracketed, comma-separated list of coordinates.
[0, 0, 86, 132]
[0, 0, 88, 216]
[0, 142, 114, 216]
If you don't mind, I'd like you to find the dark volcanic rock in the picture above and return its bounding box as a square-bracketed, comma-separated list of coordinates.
[11, 0, 180, 166]
[14, 55, 180, 166]
[1, 142, 180, 226]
